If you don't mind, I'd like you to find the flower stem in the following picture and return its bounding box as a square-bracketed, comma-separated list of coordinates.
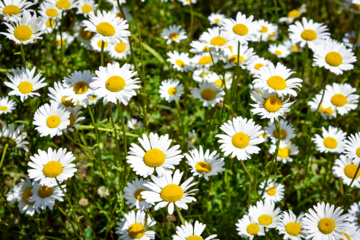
[20, 44, 26, 66]
[175, 206, 186, 225]
[341, 163, 360, 207]
[189, 1, 194, 41]
[240, 160, 252, 205]
[101, 40, 105, 67]
[175, 101, 186, 151]
[56, 203, 81, 239]
[88, 106, 101, 161]
[107, 103, 122, 167]
[0, 143, 9, 171]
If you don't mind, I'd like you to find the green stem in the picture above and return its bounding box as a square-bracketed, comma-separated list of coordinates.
[341, 163, 360, 207]
[77, 125, 139, 136]
[0, 143, 9, 171]
[176, 101, 186, 151]
[20, 44, 26, 66]
[117, 101, 127, 156]
[56, 204, 81, 239]
[240, 160, 252, 205]
[60, 11, 64, 62]
[175, 206, 186, 225]
[107, 104, 122, 167]
[189, 1, 194, 41]
[88, 106, 101, 161]
[101, 40, 105, 67]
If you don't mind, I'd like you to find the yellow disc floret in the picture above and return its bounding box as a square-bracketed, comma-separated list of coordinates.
[323, 137, 338, 149]
[198, 56, 212, 65]
[0, 106, 8, 111]
[3, 5, 20, 16]
[43, 161, 63, 178]
[143, 148, 166, 167]
[301, 29, 317, 41]
[38, 186, 54, 198]
[325, 52, 343, 67]
[278, 148, 290, 158]
[258, 214, 272, 226]
[288, 9, 300, 18]
[46, 115, 61, 128]
[169, 33, 179, 40]
[18, 81, 33, 94]
[115, 42, 126, 53]
[73, 81, 89, 94]
[264, 96, 282, 112]
[246, 223, 260, 235]
[232, 132, 250, 149]
[200, 89, 216, 101]
[167, 87, 177, 96]
[195, 162, 212, 173]
[96, 22, 115, 36]
[176, 59, 185, 68]
[267, 187, 276, 196]
[210, 36, 227, 46]
[23, 187, 35, 205]
[14, 25, 33, 42]
[134, 189, 145, 201]
[81, 4, 92, 13]
[318, 218, 335, 234]
[56, 0, 71, 9]
[331, 94, 347, 107]
[344, 164, 360, 179]
[186, 236, 203, 240]
[232, 24, 249, 36]
[128, 223, 145, 239]
[254, 63, 264, 70]
[46, 8, 59, 18]
[273, 129, 287, 139]
[285, 222, 302, 236]
[106, 76, 126, 92]
[160, 184, 184, 202]
[267, 76, 287, 90]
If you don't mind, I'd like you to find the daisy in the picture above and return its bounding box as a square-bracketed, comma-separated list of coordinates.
[269, 140, 299, 163]
[48, 82, 76, 108]
[279, 4, 307, 24]
[123, 178, 152, 210]
[340, 228, 360, 240]
[289, 17, 330, 49]
[200, 27, 229, 51]
[191, 82, 225, 107]
[39, 1, 62, 20]
[73, 22, 94, 49]
[248, 200, 282, 228]
[1, 10, 43, 45]
[83, 10, 130, 45]
[33, 102, 70, 137]
[159, 79, 184, 102]
[348, 201, 360, 231]
[258, 180, 285, 203]
[205, 72, 232, 89]
[312, 39, 357, 75]
[172, 221, 218, 240]
[191, 53, 216, 68]
[0, 0, 34, 20]
[88, 95, 99, 105]
[221, 12, 261, 44]
[184, 145, 225, 181]
[65, 106, 85, 132]
[312, 126, 346, 154]
[55, 32, 74, 49]
[187, 130, 196, 151]
[97, 186, 109, 198]
[208, 13, 225, 25]
[246, 57, 274, 76]
[236, 215, 265, 239]
[193, 68, 211, 82]
[141, 169, 198, 214]
[0, 97, 16, 115]
[112, 5, 132, 22]
[303, 202, 349, 240]
[344, 133, 360, 164]
[107, 0, 125, 7]
[265, 119, 296, 143]
[343, 31, 360, 48]
[277, 211, 307, 240]
[52, 0, 77, 10]
[308, 93, 336, 119]
[28, 147, 77, 187]
[108, 40, 131, 59]
[63, 70, 95, 105]
[5, 67, 46, 102]
[216, 116, 264, 161]
[115, 210, 156, 240]
[11, 177, 39, 216]
[332, 155, 360, 187]
[161, 24, 187, 45]
[167, 51, 192, 72]
[342, 0, 360, 14]
[253, 62, 302, 97]
[0, 122, 28, 152]
[222, 40, 255, 68]
[269, 44, 291, 58]
[250, 89, 294, 122]
[42, 17, 58, 33]
[190, 40, 211, 54]
[127, 132, 183, 177]
[29, 182, 65, 210]
[127, 118, 143, 130]
[90, 62, 140, 105]
[255, 20, 277, 41]
[178, 0, 196, 6]
[283, 39, 302, 53]
[90, 35, 111, 52]
[76, 0, 97, 16]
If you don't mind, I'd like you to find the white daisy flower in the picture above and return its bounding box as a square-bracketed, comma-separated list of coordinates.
[1, 10, 43, 45]
[65, 106, 85, 133]
[190, 40, 211, 54]
[208, 13, 225, 25]
[343, 31, 360, 48]
[269, 44, 291, 58]
[344, 133, 360, 164]
[187, 130, 196, 151]
[63, 70, 95, 105]
[39, 1, 62, 20]
[250, 89, 294, 122]
[269, 140, 299, 163]
[90, 62, 140, 105]
[279, 4, 307, 24]
[97, 186, 109, 198]
[12, 177, 39, 216]
[332, 155, 360, 187]
[184, 145, 225, 181]
[127, 118, 143, 130]
[161, 24, 187, 45]
[248, 200, 282, 228]
[29, 182, 65, 210]
[222, 40, 255, 69]
[342, 0, 360, 14]
[265, 119, 296, 143]
[340, 228, 360, 240]
[33, 102, 70, 137]
[205, 72, 232, 89]
[73, 21, 94, 49]
[191, 53, 216, 69]
[192, 68, 211, 82]
[191, 82, 225, 107]
[277, 210, 307, 240]
[0, 0, 34, 21]
[246, 57, 274, 76]
[106, 0, 124, 7]
[172, 221, 218, 240]
[348, 201, 360, 231]
[83, 10, 130, 45]
[288, 17, 330, 49]
[28, 147, 77, 187]
[312, 39, 357, 75]
[41, 17, 59, 34]
[0, 122, 28, 152]
[111, 5, 132, 22]
[6, 183, 20, 204]
[255, 20, 277, 41]
[127, 132, 183, 177]
[236, 214, 265, 239]
[87, 95, 99, 105]
[216, 116, 264, 161]
[90, 35, 111, 52]
[221, 12, 261, 44]
[200, 27, 229, 51]
[55, 32, 74, 49]
[108, 40, 131, 59]
[178, 0, 196, 6]
[48, 81, 76, 108]
[312, 126, 346, 154]
[124, 178, 152, 210]
[77, 0, 97, 16]
[159, 79, 184, 102]
[258, 180, 285, 203]
[283, 39, 302, 53]
[253, 62, 302, 97]
[0, 97, 16, 114]
[308, 93, 336, 120]
[141, 169, 198, 214]
[303, 202, 349, 240]
[51, 0, 78, 10]
[5, 66, 46, 102]
[167, 51, 192, 72]
[115, 210, 156, 240]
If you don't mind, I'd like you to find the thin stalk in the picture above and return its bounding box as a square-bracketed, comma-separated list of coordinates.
[56, 204, 81, 239]
[20, 44, 26, 66]
[108, 104, 122, 167]
[88, 106, 101, 161]
[175, 101, 186, 151]
[117, 100, 128, 179]
[189, 1, 194, 41]
[240, 160, 252, 205]
[0, 143, 9, 171]
[77, 125, 139, 137]
[341, 163, 360, 207]
[60, 11, 64, 62]
[273, 0, 279, 26]
[175, 206, 186, 225]
[101, 40, 105, 67]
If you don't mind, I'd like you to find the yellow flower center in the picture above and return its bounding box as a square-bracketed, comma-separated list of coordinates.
[115, 42, 126, 53]
[210, 36, 227, 46]
[198, 56, 212, 65]
[90, 95, 97, 101]
[349, 37, 356, 44]
[22, 187, 35, 205]
[128, 223, 145, 239]
[96, 22, 115, 36]
[340, 232, 351, 240]
[344, 164, 360, 179]
[278, 148, 290, 158]
[46, 8, 59, 18]
[214, 18, 220, 23]
[267, 76, 287, 90]
[116, 13, 123, 18]
[273, 129, 287, 139]
[288, 9, 300, 18]
[258, 214, 272, 226]
[43, 161, 63, 178]
[80, 27, 94, 40]
[3, 5, 20, 16]
[97, 40, 109, 48]
[232, 132, 250, 149]
[267, 187, 276, 196]
[68, 114, 75, 128]
[285, 222, 302, 236]
[61, 96, 75, 107]
[46, 19, 55, 28]
[169, 33, 179, 40]
[214, 79, 223, 88]
[56, 0, 71, 9]
[73, 81, 89, 94]
[331, 94, 347, 107]
[175, 59, 185, 67]
[246, 223, 260, 235]
[81, 4, 92, 13]
[186, 236, 203, 240]
[200, 89, 216, 101]
[290, 45, 299, 52]
[232, 24, 249, 36]
[105, 76, 126, 92]
[38, 186, 54, 198]
[318, 218, 335, 234]
[301, 29, 317, 41]
[350, 4, 360, 11]
[323, 137, 338, 149]
[260, 26, 268, 33]
[56, 39, 65, 46]
[319, 105, 334, 114]
[133, 123, 138, 128]
[14, 25, 33, 41]
[134, 189, 145, 201]
[195, 161, 212, 173]
[275, 50, 282, 56]
[228, 55, 246, 64]
[0, 106, 8, 111]
[18, 81, 33, 94]
[268, 32, 275, 40]
[264, 96, 282, 112]
[167, 87, 177, 95]
[143, 148, 165, 167]
[160, 184, 184, 202]
[325, 51, 343, 67]
[46, 115, 61, 128]
[202, 46, 210, 52]
[254, 63, 264, 70]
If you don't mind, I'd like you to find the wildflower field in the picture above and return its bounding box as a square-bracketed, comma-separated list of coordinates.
[2, 0, 360, 239]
